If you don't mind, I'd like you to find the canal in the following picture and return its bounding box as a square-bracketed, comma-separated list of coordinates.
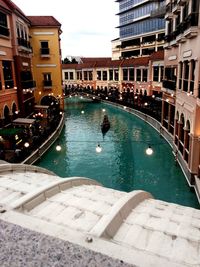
[36, 97, 199, 209]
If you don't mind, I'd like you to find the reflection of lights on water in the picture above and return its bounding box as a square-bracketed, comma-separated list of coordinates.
[146, 146, 153, 156]
[96, 144, 102, 153]
[56, 145, 62, 151]
[102, 109, 106, 112]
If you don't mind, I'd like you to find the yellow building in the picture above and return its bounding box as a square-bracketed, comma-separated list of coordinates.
[28, 16, 63, 110]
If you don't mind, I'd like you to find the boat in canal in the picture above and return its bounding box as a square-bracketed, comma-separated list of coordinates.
[101, 115, 110, 136]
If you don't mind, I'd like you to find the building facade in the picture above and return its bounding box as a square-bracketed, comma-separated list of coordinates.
[0, 0, 18, 126]
[62, 51, 164, 97]
[9, 1, 36, 118]
[0, 0, 63, 125]
[112, 0, 166, 59]
[162, 0, 200, 180]
[28, 16, 64, 110]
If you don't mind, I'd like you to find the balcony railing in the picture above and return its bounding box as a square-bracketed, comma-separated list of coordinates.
[40, 48, 50, 56]
[0, 25, 9, 37]
[5, 80, 14, 89]
[162, 79, 176, 91]
[21, 80, 36, 89]
[17, 38, 31, 49]
[43, 80, 52, 88]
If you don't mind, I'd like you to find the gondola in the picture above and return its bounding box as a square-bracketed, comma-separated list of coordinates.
[101, 115, 110, 136]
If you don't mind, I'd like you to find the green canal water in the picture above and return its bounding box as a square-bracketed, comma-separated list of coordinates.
[36, 97, 199, 209]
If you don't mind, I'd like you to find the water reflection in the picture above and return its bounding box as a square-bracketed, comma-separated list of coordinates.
[36, 97, 199, 209]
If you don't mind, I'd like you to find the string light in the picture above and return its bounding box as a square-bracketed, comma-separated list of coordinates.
[96, 144, 102, 153]
[56, 145, 62, 151]
[24, 142, 30, 148]
[146, 145, 153, 156]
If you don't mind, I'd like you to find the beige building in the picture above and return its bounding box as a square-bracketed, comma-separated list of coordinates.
[162, 0, 200, 182]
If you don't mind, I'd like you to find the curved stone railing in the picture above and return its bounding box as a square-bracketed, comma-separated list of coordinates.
[12, 177, 102, 211]
[89, 190, 153, 239]
[22, 113, 65, 165]
[0, 163, 56, 176]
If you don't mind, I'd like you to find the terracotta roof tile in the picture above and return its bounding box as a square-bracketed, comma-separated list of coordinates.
[150, 50, 164, 60]
[62, 56, 152, 70]
[81, 57, 111, 64]
[27, 16, 61, 27]
[0, 0, 11, 11]
[121, 57, 150, 67]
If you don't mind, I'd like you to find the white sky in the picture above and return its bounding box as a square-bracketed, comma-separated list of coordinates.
[12, 0, 119, 59]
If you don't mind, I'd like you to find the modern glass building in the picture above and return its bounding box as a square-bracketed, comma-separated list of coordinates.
[112, 0, 166, 59]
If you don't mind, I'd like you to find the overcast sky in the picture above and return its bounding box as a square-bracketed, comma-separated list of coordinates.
[12, 0, 119, 59]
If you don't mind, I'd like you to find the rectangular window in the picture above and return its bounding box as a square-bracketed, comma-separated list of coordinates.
[142, 69, 148, 82]
[160, 66, 164, 82]
[3, 61, 14, 89]
[77, 71, 82, 80]
[43, 73, 52, 87]
[89, 71, 93, 81]
[102, 71, 107, 81]
[0, 11, 9, 36]
[97, 71, 101, 80]
[153, 66, 159, 81]
[123, 69, 128, 81]
[179, 62, 183, 89]
[70, 72, 74, 80]
[83, 71, 87, 80]
[65, 72, 68, 80]
[129, 68, 134, 81]
[183, 61, 189, 92]
[136, 69, 141, 81]
[109, 70, 113, 80]
[190, 60, 195, 93]
[40, 41, 49, 55]
[114, 69, 119, 81]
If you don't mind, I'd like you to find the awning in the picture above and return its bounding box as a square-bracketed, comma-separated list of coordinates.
[13, 118, 36, 125]
[34, 105, 49, 109]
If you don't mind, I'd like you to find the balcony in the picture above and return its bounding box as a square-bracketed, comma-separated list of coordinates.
[40, 48, 50, 57]
[0, 25, 9, 37]
[43, 80, 52, 89]
[183, 13, 199, 38]
[5, 80, 14, 89]
[162, 79, 176, 91]
[21, 80, 36, 89]
[17, 38, 32, 51]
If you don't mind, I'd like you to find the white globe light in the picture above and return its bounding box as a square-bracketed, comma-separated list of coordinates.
[81, 110, 84, 114]
[96, 144, 102, 153]
[146, 146, 153, 156]
[24, 142, 29, 148]
[56, 145, 62, 151]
